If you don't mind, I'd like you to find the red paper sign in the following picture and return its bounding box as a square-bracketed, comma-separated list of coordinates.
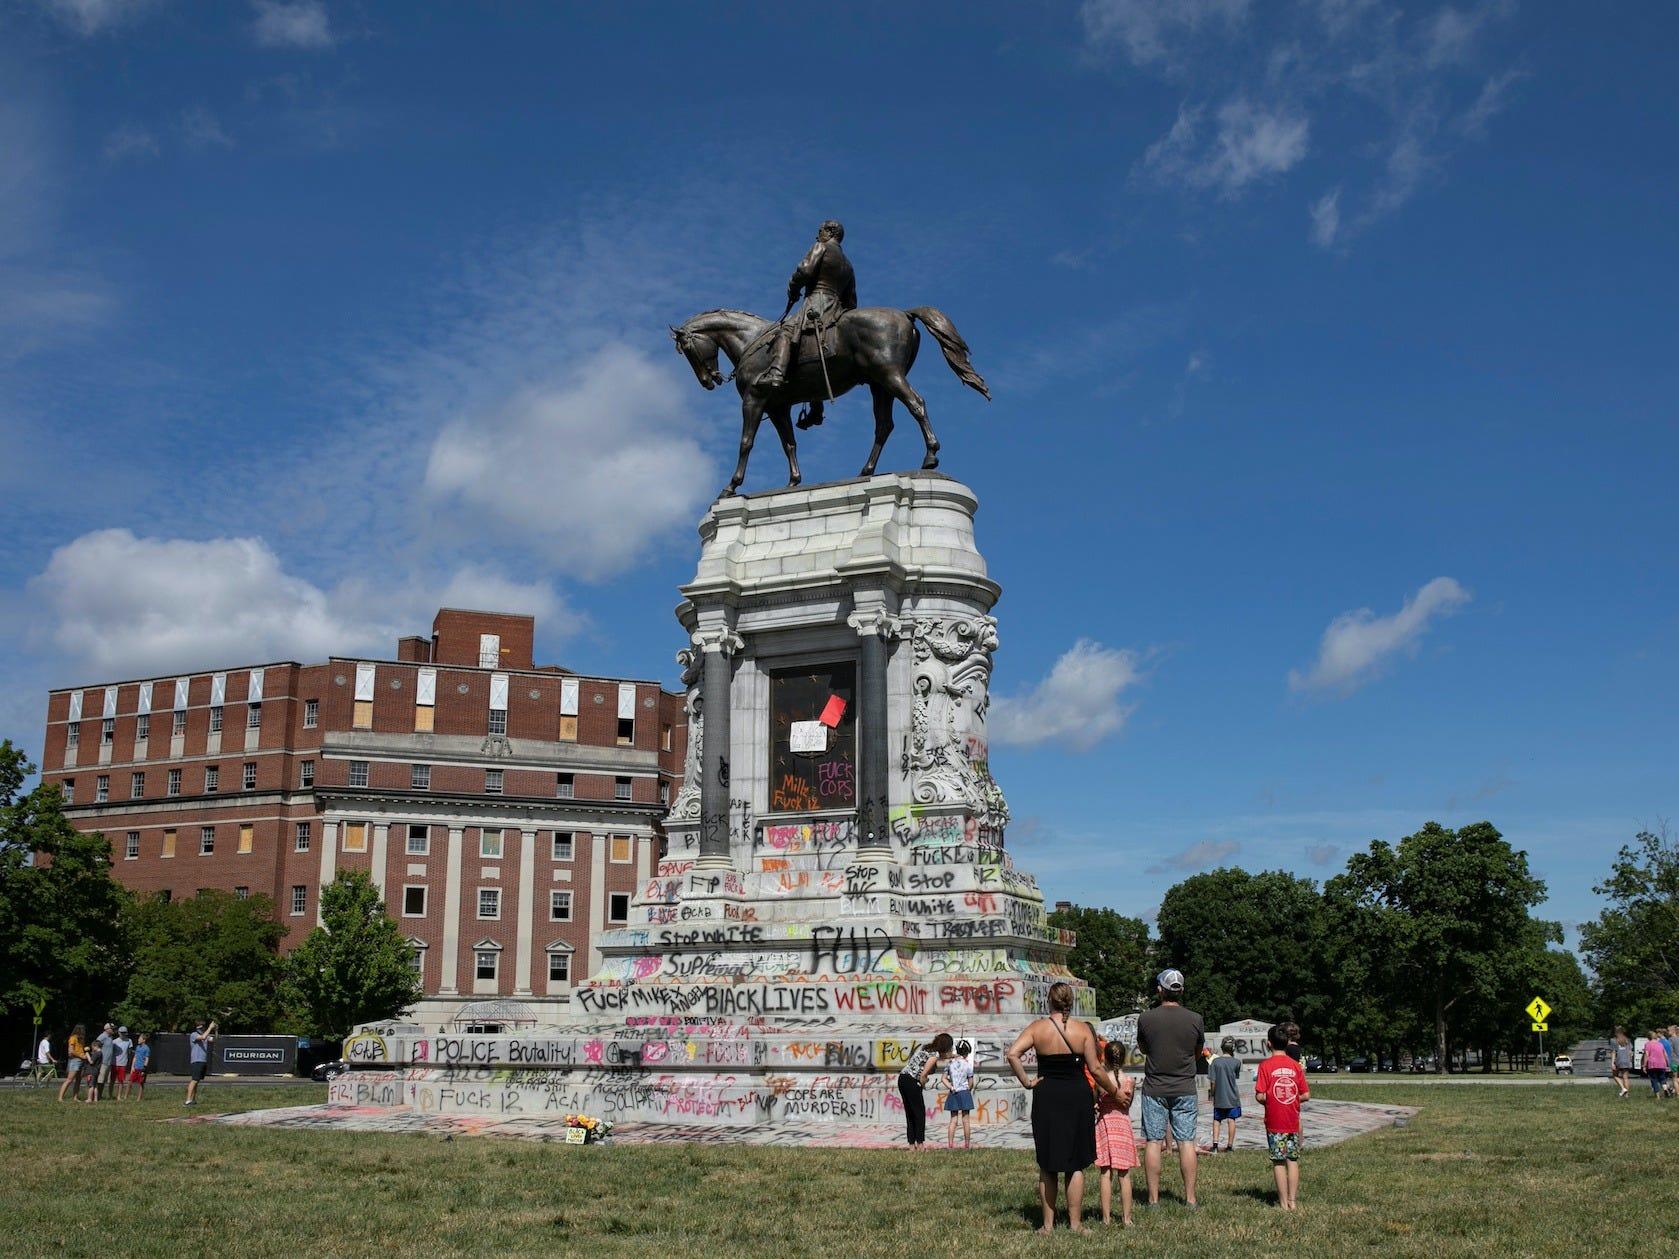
[818, 695, 847, 728]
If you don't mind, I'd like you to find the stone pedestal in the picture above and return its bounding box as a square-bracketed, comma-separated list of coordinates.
[331, 473, 1091, 1144]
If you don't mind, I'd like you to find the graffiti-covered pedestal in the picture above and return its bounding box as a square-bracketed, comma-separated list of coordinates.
[332, 474, 1091, 1144]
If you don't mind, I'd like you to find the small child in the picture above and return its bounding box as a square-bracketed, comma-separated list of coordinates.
[1095, 1041, 1137, 1226]
[1255, 1023, 1309, 1211]
[126, 1034, 150, 1101]
[1207, 1036, 1242, 1152]
[944, 1040, 975, 1149]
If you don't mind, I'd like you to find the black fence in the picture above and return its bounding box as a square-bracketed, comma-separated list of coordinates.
[146, 1033, 297, 1076]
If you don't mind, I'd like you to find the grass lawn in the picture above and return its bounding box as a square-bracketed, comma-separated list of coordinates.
[1, 1082, 1673, 1257]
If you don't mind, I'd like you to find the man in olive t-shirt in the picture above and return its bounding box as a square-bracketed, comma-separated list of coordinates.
[1135, 969, 1205, 1208]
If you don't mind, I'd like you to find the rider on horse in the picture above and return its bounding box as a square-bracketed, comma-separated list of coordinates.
[759, 219, 857, 428]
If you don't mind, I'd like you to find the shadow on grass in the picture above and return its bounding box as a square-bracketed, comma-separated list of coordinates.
[1227, 1185, 1276, 1206]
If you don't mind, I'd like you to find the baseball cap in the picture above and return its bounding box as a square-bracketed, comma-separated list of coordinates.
[117, 1026, 128, 1035]
[1156, 968, 1185, 993]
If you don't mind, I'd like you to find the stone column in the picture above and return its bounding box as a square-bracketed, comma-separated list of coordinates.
[847, 608, 900, 855]
[694, 626, 742, 866]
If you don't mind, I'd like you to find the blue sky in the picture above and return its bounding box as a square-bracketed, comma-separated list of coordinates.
[2, 1, 1674, 945]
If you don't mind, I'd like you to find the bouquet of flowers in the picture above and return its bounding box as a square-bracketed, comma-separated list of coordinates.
[563, 1113, 613, 1144]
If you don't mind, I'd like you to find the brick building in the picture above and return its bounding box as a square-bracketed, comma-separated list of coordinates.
[40, 608, 686, 1027]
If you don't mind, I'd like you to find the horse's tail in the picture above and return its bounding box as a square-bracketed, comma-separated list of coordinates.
[906, 307, 991, 400]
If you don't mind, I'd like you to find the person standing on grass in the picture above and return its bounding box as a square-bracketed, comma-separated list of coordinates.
[184, 1019, 216, 1107]
[112, 1027, 133, 1093]
[1658, 1028, 1677, 1099]
[1612, 1028, 1633, 1098]
[1136, 969, 1205, 1210]
[1255, 1023, 1309, 1211]
[126, 1034, 151, 1101]
[1642, 1029, 1669, 1097]
[36, 1031, 55, 1078]
[944, 1039, 976, 1149]
[1006, 981, 1122, 1235]
[1094, 1041, 1138, 1227]
[87, 1023, 115, 1103]
[1208, 1037, 1243, 1153]
[898, 1033, 950, 1149]
[58, 1025, 87, 1102]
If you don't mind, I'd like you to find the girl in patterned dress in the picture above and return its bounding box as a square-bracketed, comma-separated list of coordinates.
[1095, 1041, 1138, 1226]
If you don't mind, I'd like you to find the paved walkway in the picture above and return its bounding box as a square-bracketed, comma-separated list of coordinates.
[180, 1095, 1415, 1150]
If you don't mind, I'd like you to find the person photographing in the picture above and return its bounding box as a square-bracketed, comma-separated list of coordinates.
[184, 1018, 217, 1107]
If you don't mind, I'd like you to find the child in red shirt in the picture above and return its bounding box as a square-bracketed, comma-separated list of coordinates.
[1254, 1022, 1309, 1210]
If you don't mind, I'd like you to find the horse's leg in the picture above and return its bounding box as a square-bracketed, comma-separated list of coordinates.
[768, 407, 802, 486]
[726, 398, 766, 495]
[883, 371, 939, 470]
[860, 382, 895, 477]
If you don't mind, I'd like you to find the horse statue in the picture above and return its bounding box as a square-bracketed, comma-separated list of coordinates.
[670, 305, 989, 495]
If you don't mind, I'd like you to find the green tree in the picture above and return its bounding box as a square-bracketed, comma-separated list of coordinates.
[0, 741, 132, 1037]
[114, 890, 285, 1032]
[1579, 827, 1679, 1032]
[1047, 904, 1150, 1017]
[1329, 821, 1546, 1072]
[1152, 867, 1327, 1033]
[283, 871, 421, 1037]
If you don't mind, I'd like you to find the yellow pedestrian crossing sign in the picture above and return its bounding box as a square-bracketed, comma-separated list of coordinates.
[1525, 997, 1551, 1023]
[1531, 1022, 1548, 1032]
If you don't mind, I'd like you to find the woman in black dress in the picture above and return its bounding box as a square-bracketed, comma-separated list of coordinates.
[1005, 981, 1120, 1233]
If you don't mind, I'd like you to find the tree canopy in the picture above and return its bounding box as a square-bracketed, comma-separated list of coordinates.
[283, 871, 422, 1037]
[1579, 827, 1679, 1032]
[1046, 903, 1150, 1017]
[0, 740, 131, 1035]
[115, 890, 285, 1032]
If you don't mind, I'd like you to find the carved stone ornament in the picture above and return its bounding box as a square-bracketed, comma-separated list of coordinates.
[908, 615, 1009, 828]
[845, 608, 904, 639]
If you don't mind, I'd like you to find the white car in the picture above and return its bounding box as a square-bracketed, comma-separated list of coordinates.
[1554, 1054, 1573, 1075]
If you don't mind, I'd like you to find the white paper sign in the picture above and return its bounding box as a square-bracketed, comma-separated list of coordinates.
[790, 720, 827, 754]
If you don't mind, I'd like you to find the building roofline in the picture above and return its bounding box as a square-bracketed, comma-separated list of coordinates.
[46, 660, 304, 697]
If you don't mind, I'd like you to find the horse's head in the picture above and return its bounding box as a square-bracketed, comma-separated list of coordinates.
[670, 323, 724, 391]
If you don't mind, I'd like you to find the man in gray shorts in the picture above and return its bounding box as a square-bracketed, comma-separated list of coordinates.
[1135, 969, 1206, 1208]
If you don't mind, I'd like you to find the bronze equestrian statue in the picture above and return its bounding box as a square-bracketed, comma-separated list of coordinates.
[671, 221, 989, 496]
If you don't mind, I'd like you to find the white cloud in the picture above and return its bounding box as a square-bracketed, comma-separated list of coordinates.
[1456, 68, 1525, 138]
[1309, 187, 1342, 247]
[1421, 5, 1486, 68]
[251, 0, 334, 49]
[1306, 843, 1341, 866]
[41, 0, 157, 35]
[1146, 839, 1241, 875]
[29, 530, 388, 677]
[101, 123, 159, 162]
[990, 639, 1143, 750]
[1081, 0, 1250, 67]
[26, 529, 579, 680]
[1143, 98, 1309, 198]
[1288, 576, 1471, 695]
[424, 343, 716, 581]
[179, 105, 234, 149]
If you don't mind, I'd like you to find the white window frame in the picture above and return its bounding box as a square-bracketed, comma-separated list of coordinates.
[546, 947, 572, 985]
[300, 760, 314, 788]
[480, 829, 504, 859]
[348, 761, 369, 788]
[402, 885, 428, 917]
[614, 777, 632, 801]
[474, 947, 500, 982]
[101, 718, 115, 745]
[477, 887, 501, 920]
[204, 765, 219, 794]
[95, 775, 109, 803]
[242, 762, 257, 791]
[130, 771, 145, 799]
[125, 831, 140, 859]
[608, 892, 631, 923]
[294, 822, 312, 853]
[551, 832, 573, 861]
[303, 698, 318, 728]
[406, 823, 429, 856]
[209, 706, 224, 734]
[484, 768, 503, 795]
[549, 890, 572, 921]
[234, 886, 249, 899]
[290, 885, 307, 915]
[247, 702, 261, 729]
[167, 768, 182, 797]
[199, 826, 215, 856]
[411, 763, 431, 790]
[556, 773, 574, 799]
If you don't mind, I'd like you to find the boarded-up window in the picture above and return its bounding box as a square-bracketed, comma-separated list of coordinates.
[342, 821, 368, 853]
[68, 690, 84, 721]
[559, 678, 578, 741]
[173, 678, 189, 711]
[609, 835, 633, 864]
[238, 824, 254, 854]
[248, 667, 265, 703]
[768, 661, 857, 813]
[415, 667, 436, 731]
[211, 673, 227, 705]
[102, 686, 118, 718]
[479, 634, 500, 668]
[354, 663, 375, 727]
[161, 829, 176, 858]
[138, 681, 153, 715]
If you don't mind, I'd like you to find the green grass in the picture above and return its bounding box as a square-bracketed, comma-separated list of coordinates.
[0, 1083, 1673, 1257]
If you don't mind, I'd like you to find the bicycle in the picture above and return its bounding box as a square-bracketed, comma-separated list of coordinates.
[15, 1059, 60, 1087]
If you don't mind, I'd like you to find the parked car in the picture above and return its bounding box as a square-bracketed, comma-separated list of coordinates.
[1410, 1056, 1437, 1073]
[1554, 1054, 1574, 1075]
[1305, 1057, 1337, 1073]
[1347, 1057, 1372, 1073]
[310, 1059, 350, 1082]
